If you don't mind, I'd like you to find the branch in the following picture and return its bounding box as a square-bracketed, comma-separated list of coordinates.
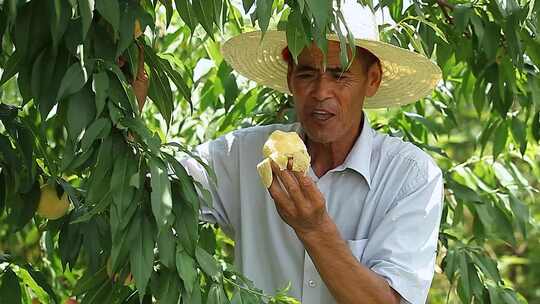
[436, 0, 455, 10]
[436, 0, 454, 24]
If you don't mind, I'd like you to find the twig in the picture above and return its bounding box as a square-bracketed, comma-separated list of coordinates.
[437, 0, 455, 10]
[436, 0, 454, 24]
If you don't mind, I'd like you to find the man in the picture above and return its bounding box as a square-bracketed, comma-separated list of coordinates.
[136, 2, 443, 303]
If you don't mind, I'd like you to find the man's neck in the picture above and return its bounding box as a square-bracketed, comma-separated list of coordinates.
[305, 115, 364, 178]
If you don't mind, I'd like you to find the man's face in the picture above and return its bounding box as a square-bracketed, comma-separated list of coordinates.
[287, 41, 381, 145]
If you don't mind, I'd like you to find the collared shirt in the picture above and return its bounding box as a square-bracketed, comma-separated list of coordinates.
[179, 114, 444, 304]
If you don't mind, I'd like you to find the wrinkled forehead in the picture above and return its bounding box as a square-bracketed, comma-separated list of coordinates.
[296, 41, 364, 70]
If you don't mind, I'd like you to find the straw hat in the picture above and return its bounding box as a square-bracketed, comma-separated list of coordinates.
[221, 0, 442, 108]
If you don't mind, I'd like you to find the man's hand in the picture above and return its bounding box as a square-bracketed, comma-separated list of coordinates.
[267, 159, 332, 236]
[268, 159, 401, 304]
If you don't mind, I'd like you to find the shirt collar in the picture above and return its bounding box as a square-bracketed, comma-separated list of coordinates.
[293, 111, 373, 188]
[343, 112, 373, 188]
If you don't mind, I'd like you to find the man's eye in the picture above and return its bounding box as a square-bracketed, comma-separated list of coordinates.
[297, 73, 314, 79]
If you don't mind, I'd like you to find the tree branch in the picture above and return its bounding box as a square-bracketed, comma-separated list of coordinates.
[436, 0, 454, 24]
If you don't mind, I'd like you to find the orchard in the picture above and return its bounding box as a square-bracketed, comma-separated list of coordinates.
[0, 0, 539, 303]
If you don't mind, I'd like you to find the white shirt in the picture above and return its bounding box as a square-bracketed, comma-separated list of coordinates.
[179, 114, 444, 304]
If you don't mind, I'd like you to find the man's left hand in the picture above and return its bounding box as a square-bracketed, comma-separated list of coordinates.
[267, 159, 332, 237]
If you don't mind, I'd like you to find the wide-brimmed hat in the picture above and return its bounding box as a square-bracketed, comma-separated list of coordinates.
[221, 1, 442, 108]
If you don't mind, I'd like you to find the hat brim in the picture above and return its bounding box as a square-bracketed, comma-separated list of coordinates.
[222, 31, 442, 108]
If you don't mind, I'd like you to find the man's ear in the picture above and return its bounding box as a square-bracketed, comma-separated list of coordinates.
[365, 62, 382, 97]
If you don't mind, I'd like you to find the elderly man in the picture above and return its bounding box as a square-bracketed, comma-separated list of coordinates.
[134, 2, 443, 303]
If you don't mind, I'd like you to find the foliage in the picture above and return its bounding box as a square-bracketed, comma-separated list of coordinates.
[0, 0, 539, 303]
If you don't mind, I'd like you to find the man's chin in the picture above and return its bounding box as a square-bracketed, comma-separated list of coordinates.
[303, 129, 337, 145]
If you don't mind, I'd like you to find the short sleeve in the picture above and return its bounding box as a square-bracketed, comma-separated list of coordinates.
[362, 158, 444, 304]
[178, 132, 242, 239]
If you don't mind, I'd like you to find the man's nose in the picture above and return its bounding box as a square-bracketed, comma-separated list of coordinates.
[312, 73, 334, 102]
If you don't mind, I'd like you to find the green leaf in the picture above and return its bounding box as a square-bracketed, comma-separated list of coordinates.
[8, 180, 40, 231]
[0, 51, 22, 87]
[470, 252, 502, 283]
[457, 253, 471, 303]
[120, 117, 161, 154]
[166, 142, 217, 185]
[96, 0, 120, 39]
[492, 202, 516, 246]
[207, 283, 228, 304]
[482, 22, 500, 61]
[87, 136, 113, 203]
[13, 267, 49, 303]
[231, 290, 243, 304]
[211, 0, 223, 28]
[143, 44, 174, 127]
[80, 279, 115, 304]
[449, 180, 483, 203]
[306, 0, 329, 31]
[13, 4, 31, 60]
[157, 227, 176, 269]
[0, 172, 5, 214]
[503, 14, 522, 68]
[129, 209, 155, 302]
[73, 268, 108, 296]
[173, 194, 199, 256]
[48, 0, 70, 48]
[256, 0, 272, 33]
[149, 156, 174, 228]
[181, 281, 202, 304]
[195, 246, 220, 278]
[453, 4, 472, 34]
[174, 0, 198, 32]
[71, 192, 112, 224]
[109, 206, 134, 273]
[106, 70, 132, 113]
[199, 224, 216, 255]
[79, 0, 95, 39]
[443, 249, 457, 281]
[533, 111, 540, 141]
[110, 146, 137, 213]
[81, 118, 112, 151]
[493, 121, 508, 160]
[31, 47, 71, 118]
[154, 269, 182, 304]
[58, 218, 84, 269]
[474, 203, 493, 232]
[192, 0, 214, 37]
[473, 80, 486, 116]
[508, 194, 529, 239]
[159, 0, 174, 27]
[67, 86, 96, 140]
[117, 1, 138, 57]
[24, 266, 59, 303]
[92, 72, 109, 117]
[403, 112, 442, 136]
[57, 62, 91, 100]
[286, 8, 308, 64]
[159, 58, 192, 110]
[510, 117, 527, 155]
[176, 245, 198, 295]
[0, 268, 22, 304]
[164, 154, 203, 210]
[242, 0, 255, 14]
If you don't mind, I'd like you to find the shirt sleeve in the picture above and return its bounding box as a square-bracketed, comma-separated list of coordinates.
[362, 157, 444, 304]
[178, 132, 241, 239]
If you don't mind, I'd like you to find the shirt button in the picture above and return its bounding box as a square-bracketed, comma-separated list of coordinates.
[308, 280, 316, 287]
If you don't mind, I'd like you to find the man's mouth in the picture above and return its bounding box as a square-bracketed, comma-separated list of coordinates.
[311, 110, 335, 121]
